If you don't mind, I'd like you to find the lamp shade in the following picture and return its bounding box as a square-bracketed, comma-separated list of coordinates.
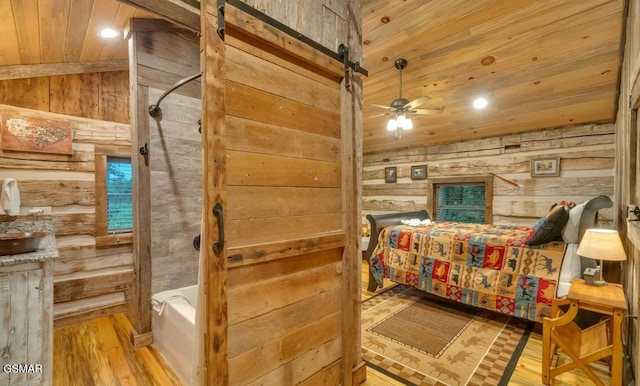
[576, 229, 627, 262]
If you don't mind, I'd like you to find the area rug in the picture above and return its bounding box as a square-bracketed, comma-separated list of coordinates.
[362, 285, 533, 386]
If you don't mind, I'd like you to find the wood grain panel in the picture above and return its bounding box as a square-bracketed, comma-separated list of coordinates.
[49, 73, 101, 119]
[226, 81, 340, 138]
[226, 213, 342, 248]
[227, 233, 345, 268]
[54, 267, 133, 303]
[19, 180, 95, 206]
[55, 244, 133, 275]
[249, 337, 342, 385]
[52, 213, 96, 236]
[227, 151, 341, 187]
[0, 149, 95, 172]
[226, 115, 341, 162]
[99, 71, 130, 124]
[226, 45, 340, 113]
[39, 0, 70, 64]
[0, 77, 50, 110]
[227, 248, 342, 288]
[229, 312, 341, 385]
[228, 261, 342, 323]
[0, 0, 20, 65]
[227, 186, 342, 220]
[133, 30, 200, 81]
[228, 286, 342, 356]
[11, 0, 41, 64]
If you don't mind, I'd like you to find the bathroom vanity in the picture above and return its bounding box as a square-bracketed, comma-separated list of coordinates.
[0, 221, 57, 386]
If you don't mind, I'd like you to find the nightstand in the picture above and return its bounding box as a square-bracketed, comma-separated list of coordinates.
[542, 279, 627, 386]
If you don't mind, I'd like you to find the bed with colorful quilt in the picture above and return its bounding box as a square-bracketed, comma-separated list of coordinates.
[366, 196, 613, 322]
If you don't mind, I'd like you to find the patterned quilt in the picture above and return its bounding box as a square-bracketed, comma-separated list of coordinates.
[370, 222, 566, 322]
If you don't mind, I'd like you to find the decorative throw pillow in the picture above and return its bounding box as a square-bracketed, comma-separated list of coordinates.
[525, 204, 570, 245]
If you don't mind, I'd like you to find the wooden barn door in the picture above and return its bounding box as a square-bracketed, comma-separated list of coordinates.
[202, 1, 361, 385]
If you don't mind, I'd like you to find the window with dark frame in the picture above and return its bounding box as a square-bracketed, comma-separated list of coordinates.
[106, 157, 133, 233]
[434, 183, 485, 223]
[428, 176, 493, 224]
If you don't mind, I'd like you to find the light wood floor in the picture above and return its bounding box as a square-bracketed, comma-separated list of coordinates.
[360, 259, 612, 386]
[53, 313, 181, 386]
[51, 262, 612, 386]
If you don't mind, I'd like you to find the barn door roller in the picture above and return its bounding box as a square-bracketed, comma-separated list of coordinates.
[217, 0, 368, 86]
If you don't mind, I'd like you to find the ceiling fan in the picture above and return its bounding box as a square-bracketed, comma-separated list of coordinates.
[372, 58, 443, 139]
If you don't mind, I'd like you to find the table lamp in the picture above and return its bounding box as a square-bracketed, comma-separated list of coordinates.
[576, 228, 627, 287]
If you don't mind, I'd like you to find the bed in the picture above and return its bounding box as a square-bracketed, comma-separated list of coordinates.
[365, 196, 612, 322]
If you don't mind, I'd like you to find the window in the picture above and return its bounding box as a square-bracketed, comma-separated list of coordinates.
[106, 157, 133, 233]
[428, 176, 493, 224]
[95, 147, 133, 246]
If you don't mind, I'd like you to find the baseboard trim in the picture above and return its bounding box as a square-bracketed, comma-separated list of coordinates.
[130, 329, 153, 348]
[352, 360, 367, 386]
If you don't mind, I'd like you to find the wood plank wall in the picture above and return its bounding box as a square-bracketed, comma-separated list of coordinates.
[223, 37, 344, 384]
[0, 102, 133, 328]
[127, 20, 201, 339]
[615, 0, 640, 379]
[148, 87, 201, 293]
[199, 0, 362, 383]
[0, 71, 129, 124]
[363, 123, 615, 226]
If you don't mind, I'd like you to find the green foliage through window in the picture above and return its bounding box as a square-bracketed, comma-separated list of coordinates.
[107, 157, 133, 233]
[436, 184, 485, 223]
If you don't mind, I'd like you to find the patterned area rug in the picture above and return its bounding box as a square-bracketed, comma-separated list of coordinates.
[362, 285, 533, 386]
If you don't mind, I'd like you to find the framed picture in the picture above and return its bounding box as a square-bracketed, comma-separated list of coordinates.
[384, 166, 397, 183]
[1, 114, 72, 155]
[530, 157, 560, 177]
[411, 165, 427, 180]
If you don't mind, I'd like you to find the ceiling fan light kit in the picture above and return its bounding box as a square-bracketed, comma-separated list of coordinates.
[377, 58, 442, 139]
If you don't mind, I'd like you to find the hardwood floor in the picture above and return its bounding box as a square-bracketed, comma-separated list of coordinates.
[360, 259, 613, 386]
[53, 313, 181, 386]
[51, 260, 612, 386]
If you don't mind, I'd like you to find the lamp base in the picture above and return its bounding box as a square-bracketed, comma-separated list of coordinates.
[592, 279, 608, 287]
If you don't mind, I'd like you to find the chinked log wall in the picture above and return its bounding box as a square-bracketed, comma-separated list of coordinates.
[363, 123, 615, 226]
[0, 71, 133, 327]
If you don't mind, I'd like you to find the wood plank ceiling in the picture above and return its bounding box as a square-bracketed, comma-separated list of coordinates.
[0, 0, 155, 69]
[0, 0, 627, 154]
[361, 0, 626, 153]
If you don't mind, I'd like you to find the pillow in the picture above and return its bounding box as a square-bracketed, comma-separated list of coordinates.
[525, 204, 570, 245]
[562, 200, 588, 243]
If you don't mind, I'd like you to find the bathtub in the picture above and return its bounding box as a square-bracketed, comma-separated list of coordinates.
[152, 285, 197, 384]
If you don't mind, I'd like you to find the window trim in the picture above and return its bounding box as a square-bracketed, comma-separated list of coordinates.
[95, 145, 133, 247]
[427, 176, 493, 224]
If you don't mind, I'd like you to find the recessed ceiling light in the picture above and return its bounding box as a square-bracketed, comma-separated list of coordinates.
[472, 97, 488, 110]
[99, 28, 120, 39]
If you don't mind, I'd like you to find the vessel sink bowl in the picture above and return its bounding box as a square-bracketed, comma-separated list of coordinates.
[0, 232, 47, 255]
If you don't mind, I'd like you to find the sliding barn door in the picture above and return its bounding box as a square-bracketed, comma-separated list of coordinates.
[202, 1, 361, 385]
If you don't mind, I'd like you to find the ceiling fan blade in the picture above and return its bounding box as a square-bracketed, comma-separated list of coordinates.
[367, 112, 392, 118]
[371, 104, 392, 109]
[405, 96, 431, 109]
[410, 108, 444, 115]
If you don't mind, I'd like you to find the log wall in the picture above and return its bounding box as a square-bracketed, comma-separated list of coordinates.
[363, 123, 615, 226]
[0, 103, 133, 328]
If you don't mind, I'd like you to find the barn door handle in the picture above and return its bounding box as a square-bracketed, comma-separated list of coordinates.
[212, 203, 224, 254]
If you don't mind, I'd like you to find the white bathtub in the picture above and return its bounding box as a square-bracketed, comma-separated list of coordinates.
[152, 285, 197, 384]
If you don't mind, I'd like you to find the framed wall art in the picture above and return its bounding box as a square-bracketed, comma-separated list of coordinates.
[385, 166, 397, 183]
[1, 114, 72, 155]
[411, 165, 427, 180]
[530, 157, 560, 177]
